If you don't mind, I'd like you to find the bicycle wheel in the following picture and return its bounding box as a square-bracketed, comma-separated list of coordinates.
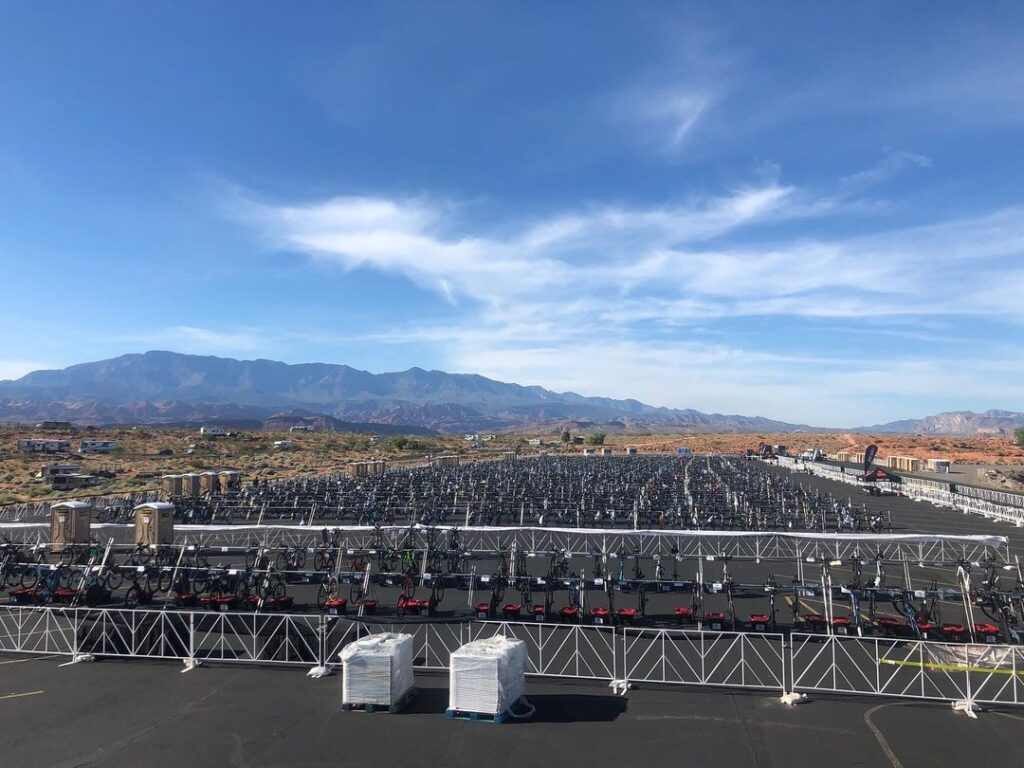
[316, 581, 330, 608]
[68, 570, 84, 592]
[314, 551, 328, 572]
[157, 569, 173, 593]
[104, 568, 124, 592]
[192, 571, 210, 595]
[270, 580, 285, 600]
[403, 575, 417, 600]
[349, 581, 364, 603]
[274, 552, 289, 572]
[294, 549, 306, 569]
[20, 565, 40, 589]
[125, 585, 142, 608]
[245, 549, 258, 570]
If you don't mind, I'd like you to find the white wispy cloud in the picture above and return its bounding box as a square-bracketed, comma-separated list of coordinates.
[230, 179, 1024, 323]
[839, 147, 932, 192]
[628, 89, 713, 152]
[229, 181, 802, 307]
[224, 168, 1024, 423]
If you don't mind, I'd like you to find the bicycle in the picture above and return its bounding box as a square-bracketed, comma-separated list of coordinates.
[275, 546, 307, 573]
[317, 572, 343, 608]
[549, 550, 570, 581]
[123, 566, 160, 608]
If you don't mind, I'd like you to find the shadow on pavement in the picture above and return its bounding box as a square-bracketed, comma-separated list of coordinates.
[520, 693, 628, 723]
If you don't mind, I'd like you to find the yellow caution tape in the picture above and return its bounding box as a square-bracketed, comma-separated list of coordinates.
[879, 658, 1023, 676]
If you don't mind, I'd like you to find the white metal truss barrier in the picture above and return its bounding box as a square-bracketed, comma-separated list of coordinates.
[622, 627, 786, 692]
[470, 621, 619, 681]
[0, 492, 159, 523]
[3, 603, 1023, 708]
[0, 522, 1006, 564]
[790, 633, 1024, 706]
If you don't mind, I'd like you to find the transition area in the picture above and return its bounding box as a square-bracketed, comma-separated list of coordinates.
[2, 453, 1024, 749]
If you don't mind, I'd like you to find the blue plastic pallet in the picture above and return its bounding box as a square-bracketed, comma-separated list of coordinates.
[445, 697, 523, 724]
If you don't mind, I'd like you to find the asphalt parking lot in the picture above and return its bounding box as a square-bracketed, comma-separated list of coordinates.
[1, 655, 1022, 768]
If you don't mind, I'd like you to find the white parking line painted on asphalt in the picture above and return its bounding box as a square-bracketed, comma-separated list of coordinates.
[0, 690, 43, 701]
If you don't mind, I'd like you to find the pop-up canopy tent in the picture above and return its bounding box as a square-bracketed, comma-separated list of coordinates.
[860, 467, 901, 483]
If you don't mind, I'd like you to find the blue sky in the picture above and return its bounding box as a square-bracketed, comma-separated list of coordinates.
[2, 3, 1024, 426]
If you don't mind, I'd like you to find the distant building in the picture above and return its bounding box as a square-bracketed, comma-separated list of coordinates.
[676, 447, 693, 457]
[572, 436, 584, 445]
[527, 438, 542, 446]
[49, 473, 101, 491]
[40, 462, 81, 478]
[464, 434, 479, 442]
[289, 425, 314, 432]
[200, 426, 226, 437]
[79, 439, 117, 454]
[17, 439, 70, 453]
[35, 421, 73, 431]
[273, 440, 292, 450]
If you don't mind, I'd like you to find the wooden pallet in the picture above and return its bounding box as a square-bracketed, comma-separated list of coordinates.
[341, 686, 417, 714]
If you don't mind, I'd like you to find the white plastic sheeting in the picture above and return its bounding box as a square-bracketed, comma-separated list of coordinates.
[450, 635, 526, 715]
[340, 632, 414, 707]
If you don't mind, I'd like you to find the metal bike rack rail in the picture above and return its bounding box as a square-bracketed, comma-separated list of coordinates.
[0, 523, 1007, 564]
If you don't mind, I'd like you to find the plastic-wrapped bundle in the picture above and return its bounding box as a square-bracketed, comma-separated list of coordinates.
[449, 636, 526, 715]
[340, 632, 414, 706]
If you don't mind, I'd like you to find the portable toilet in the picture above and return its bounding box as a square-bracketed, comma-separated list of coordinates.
[199, 471, 220, 495]
[218, 470, 241, 493]
[181, 473, 201, 497]
[50, 500, 93, 552]
[161, 474, 183, 496]
[134, 502, 175, 547]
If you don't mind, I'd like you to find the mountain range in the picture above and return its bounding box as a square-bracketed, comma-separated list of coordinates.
[0, 351, 1020, 436]
[852, 410, 1024, 437]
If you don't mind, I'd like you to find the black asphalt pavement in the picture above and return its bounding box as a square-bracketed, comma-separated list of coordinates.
[1, 655, 1022, 768]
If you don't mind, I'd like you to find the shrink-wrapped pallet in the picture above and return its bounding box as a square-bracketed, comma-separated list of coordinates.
[449, 636, 526, 715]
[340, 633, 414, 707]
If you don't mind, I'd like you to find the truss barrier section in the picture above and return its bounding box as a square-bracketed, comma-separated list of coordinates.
[0, 522, 1007, 564]
[470, 621, 619, 681]
[4, 603, 1024, 708]
[790, 633, 1024, 706]
[623, 627, 786, 692]
[0, 492, 160, 523]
